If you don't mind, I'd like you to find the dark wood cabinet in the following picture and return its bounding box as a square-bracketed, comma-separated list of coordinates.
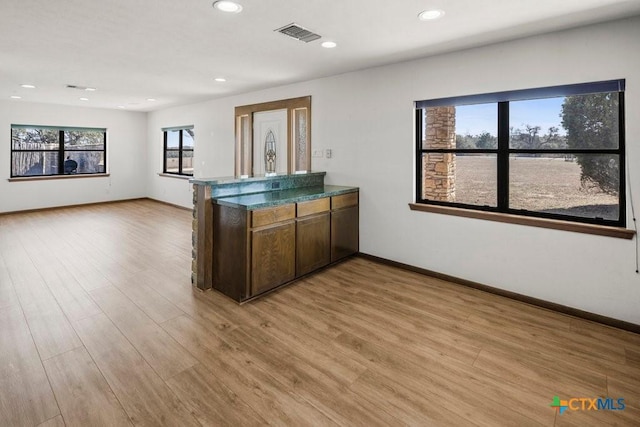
[251, 221, 296, 295]
[212, 191, 358, 302]
[296, 198, 331, 276]
[212, 204, 248, 301]
[331, 194, 359, 262]
[213, 203, 297, 301]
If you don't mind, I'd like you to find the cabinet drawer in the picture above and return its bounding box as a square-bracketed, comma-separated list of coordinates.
[297, 197, 330, 217]
[251, 204, 295, 228]
[331, 192, 358, 210]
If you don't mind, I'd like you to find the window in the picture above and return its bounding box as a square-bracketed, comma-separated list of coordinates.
[415, 80, 625, 227]
[163, 127, 194, 176]
[11, 125, 106, 177]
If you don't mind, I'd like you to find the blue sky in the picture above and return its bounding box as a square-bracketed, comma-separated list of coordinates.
[455, 97, 566, 136]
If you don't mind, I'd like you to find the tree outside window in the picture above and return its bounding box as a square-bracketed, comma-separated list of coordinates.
[416, 80, 625, 227]
[11, 125, 106, 177]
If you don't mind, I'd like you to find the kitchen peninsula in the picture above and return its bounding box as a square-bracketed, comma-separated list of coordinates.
[191, 172, 358, 302]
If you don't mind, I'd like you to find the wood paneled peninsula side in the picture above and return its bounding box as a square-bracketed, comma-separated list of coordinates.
[190, 172, 358, 302]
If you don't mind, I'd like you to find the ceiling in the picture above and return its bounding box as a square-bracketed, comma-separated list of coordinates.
[2, 0, 640, 112]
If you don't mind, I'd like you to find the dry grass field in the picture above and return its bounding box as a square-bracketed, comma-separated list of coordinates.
[454, 156, 619, 219]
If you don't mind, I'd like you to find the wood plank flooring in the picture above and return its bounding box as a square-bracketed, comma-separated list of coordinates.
[1, 199, 639, 426]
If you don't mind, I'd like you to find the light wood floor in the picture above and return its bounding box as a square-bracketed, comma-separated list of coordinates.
[1, 199, 639, 426]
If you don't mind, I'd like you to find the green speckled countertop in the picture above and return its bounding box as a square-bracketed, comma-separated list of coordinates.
[214, 185, 358, 210]
[190, 171, 325, 186]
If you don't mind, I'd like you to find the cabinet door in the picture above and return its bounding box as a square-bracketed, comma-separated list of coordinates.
[296, 213, 330, 276]
[331, 205, 359, 262]
[251, 221, 296, 296]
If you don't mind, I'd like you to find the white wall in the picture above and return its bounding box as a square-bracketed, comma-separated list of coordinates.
[146, 100, 234, 207]
[147, 16, 640, 324]
[0, 101, 148, 213]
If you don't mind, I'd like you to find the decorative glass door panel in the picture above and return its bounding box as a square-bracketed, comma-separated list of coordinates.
[252, 109, 287, 176]
[293, 107, 309, 173]
[236, 114, 251, 176]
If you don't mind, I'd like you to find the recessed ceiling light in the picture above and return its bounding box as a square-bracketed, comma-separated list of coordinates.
[321, 41, 337, 48]
[117, 105, 126, 109]
[418, 9, 445, 21]
[79, 97, 89, 101]
[212, 1, 242, 13]
[10, 95, 22, 99]
[20, 84, 36, 89]
[214, 77, 227, 82]
[147, 98, 156, 102]
[85, 87, 96, 91]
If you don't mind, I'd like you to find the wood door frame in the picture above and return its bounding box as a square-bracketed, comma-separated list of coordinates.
[234, 96, 311, 176]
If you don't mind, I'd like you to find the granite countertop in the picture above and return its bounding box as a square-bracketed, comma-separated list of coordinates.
[190, 171, 326, 186]
[213, 185, 358, 210]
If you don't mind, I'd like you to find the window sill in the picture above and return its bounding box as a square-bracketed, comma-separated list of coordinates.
[8, 173, 110, 182]
[409, 203, 635, 239]
[158, 173, 191, 180]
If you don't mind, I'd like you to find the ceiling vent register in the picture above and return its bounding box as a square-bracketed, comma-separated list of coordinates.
[66, 84, 90, 90]
[275, 23, 321, 43]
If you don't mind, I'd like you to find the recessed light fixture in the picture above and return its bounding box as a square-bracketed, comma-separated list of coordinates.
[147, 98, 157, 102]
[321, 41, 337, 48]
[418, 9, 445, 21]
[214, 77, 226, 82]
[11, 95, 22, 99]
[85, 87, 96, 91]
[79, 97, 89, 101]
[212, 1, 242, 13]
[20, 84, 36, 89]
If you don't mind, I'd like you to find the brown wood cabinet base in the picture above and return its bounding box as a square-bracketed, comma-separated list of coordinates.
[212, 191, 359, 302]
[296, 212, 331, 276]
[251, 221, 296, 295]
[236, 253, 358, 304]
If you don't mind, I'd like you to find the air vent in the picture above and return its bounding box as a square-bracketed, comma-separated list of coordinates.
[67, 85, 96, 92]
[275, 23, 321, 43]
